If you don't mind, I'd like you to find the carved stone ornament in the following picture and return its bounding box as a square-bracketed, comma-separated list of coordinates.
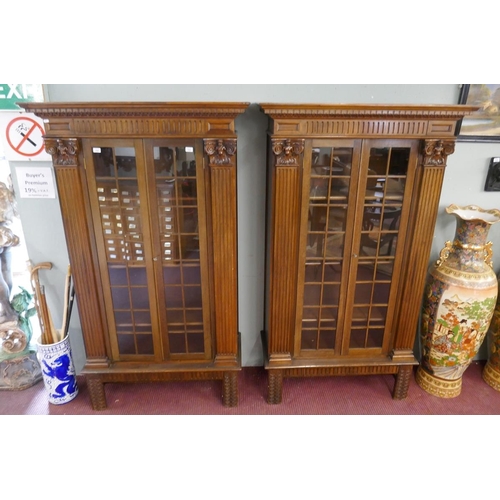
[204, 139, 237, 166]
[45, 138, 80, 167]
[272, 139, 305, 166]
[0, 322, 27, 354]
[423, 140, 455, 167]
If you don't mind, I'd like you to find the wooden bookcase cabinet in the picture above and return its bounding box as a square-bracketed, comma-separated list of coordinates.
[261, 104, 476, 404]
[22, 102, 249, 410]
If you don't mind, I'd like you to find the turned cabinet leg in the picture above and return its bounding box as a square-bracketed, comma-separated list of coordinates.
[393, 366, 413, 400]
[86, 375, 107, 411]
[222, 372, 239, 407]
[267, 370, 283, 404]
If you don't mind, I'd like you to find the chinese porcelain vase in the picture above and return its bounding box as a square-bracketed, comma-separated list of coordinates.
[36, 335, 78, 405]
[416, 205, 500, 398]
[483, 276, 500, 390]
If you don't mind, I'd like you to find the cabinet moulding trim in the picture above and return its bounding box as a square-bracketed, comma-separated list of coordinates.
[266, 366, 401, 377]
[267, 353, 293, 364]
[43, 119, 238, 138]
[214, 354, 240, 366]
[19, 102, 250, 119]
[82, 358, 111, 370]
[261, 104, 478, 120]
[390, 349, 419, 363]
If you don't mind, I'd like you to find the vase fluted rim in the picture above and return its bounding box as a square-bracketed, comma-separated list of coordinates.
[446, 204, 500, 224]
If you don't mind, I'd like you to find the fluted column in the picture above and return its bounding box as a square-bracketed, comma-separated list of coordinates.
[204, 139, 239, 365]
[392, 139, 456, 358]
[268, 138, 305, 362]
[45, 138, 109, 368]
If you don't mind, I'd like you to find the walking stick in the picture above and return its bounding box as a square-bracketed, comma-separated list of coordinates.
[29, 261, 56, 345]
[60, 264, 72, 341]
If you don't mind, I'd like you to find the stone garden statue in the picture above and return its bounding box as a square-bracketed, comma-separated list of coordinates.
[0, 175, 42, 390]
[0, 178, 23, 353]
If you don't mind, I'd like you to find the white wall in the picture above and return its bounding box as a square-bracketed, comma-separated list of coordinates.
[9, 84, 500, 371]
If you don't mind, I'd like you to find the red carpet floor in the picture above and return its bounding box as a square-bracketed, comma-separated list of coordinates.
[2, 361, 499, 415]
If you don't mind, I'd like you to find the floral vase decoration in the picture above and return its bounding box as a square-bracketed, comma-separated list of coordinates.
[416, 204, 500, 398]
[483, 276, 500, 390]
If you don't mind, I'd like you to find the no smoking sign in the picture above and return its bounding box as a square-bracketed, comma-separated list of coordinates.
[0, 112, 52, 161]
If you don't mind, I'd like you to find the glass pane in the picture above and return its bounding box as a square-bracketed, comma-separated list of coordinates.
[304, 263, 322, 283]
[109, 266, 127, 286]
[319, 330, 336, 349]
[389, 148, 410, 176]
[184, 286, 202, 308]
[117, 334, 135, 355]
[324, 262, 342, 282]
[183, 266, 201, 284]
[367, 329, 384, 348]
[373, 282, 390, 304]
[376, 259, 394, 277]
[134, 311, 151, 324]
[154, 143, 206, 356]
[187, 333, 205, 353]
[322, 284, 340, 306]
[167, 309, 184, 324]
[186, 310, 203, 323]
[321, 308, 337, 322]
[129, 267, 147, 285]
[153, 147, 174, 176]
[354, 283, 373, 305]
[180, 180, 197, 204]
[350, 330, 366, 349]
[169, 334, 186, 354]
[164, 286, 183, 308]
[115, 147, 137, 178]
[304, 285, 321, 306]
[163, 266, 181, 284]
[93, 147, 115, 177]
[182, 208, 198, 232]
[301, 330, 318, 350]
[111, 287, 130, 310]
[136, 334, 154, 355]
[301, 146, 353, 353]
[131, 287, 149, 309]
[371, 306, 388, 324]
[114, 311, 132, 325]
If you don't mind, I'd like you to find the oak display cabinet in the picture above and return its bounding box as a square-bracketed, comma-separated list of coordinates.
[22, 102, 249, 410]
[261, 103, 477, 404]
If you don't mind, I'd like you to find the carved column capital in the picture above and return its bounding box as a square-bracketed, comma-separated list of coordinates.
[271, 138, 305, 166]
[423, 139, 455, 167]
[204, 139, 237, 166]
[44, 138, 80, 167]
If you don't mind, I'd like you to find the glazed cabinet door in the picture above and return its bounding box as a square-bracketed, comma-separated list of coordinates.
[297, 140, 361, 355]
[296, 139, 419, 359]
[84, 139, 159, 362]
[144, 139, 212, 361]
[83, 139, 212, 363]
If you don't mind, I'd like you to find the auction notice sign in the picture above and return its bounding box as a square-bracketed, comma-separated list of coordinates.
[15, 166, 56, 199]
